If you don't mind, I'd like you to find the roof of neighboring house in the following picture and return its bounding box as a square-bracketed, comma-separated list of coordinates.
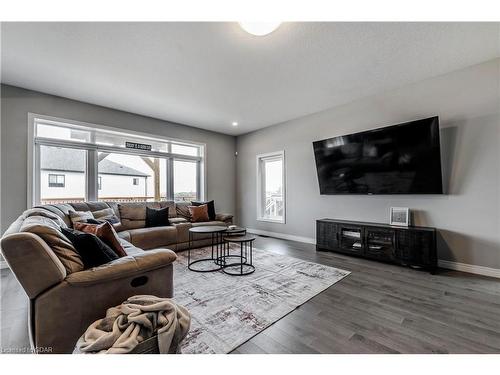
[40, 147, 149, 177]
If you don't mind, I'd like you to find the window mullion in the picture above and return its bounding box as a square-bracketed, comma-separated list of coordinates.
[196, 161, 201, 201]
[87, 149, 98, 201]
[33, 144, 41, 206]
[167, 157, 174, 201]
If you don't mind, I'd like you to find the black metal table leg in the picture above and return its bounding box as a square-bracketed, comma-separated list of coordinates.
[222, 235, 256, 276]
[188, 227, 226, 273]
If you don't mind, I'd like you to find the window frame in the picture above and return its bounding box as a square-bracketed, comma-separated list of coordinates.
[28, 113, 206, 207]
[256, 150, 286, 224]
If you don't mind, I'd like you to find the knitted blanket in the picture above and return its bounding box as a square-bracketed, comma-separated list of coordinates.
[74, 295, 191, 354]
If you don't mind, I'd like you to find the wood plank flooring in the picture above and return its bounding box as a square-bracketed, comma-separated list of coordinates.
[1, 235, 499, 353]
[231, 236, 500, 354]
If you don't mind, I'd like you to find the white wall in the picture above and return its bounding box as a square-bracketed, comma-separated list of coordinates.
[40, 171, 85, 199]
[236, 59, 500, 270]
[98, 174, 147, 199]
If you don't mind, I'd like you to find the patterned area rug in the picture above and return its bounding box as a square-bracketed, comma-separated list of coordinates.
[173, 245, 350, 354]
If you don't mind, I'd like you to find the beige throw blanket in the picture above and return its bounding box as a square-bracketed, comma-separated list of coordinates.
[75, 295, 191, 354]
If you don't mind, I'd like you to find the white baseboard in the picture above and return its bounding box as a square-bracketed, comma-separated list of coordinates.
[247, 228, 316, 245]
[438, 260, 500, 279]
[247, 228, 500, 279]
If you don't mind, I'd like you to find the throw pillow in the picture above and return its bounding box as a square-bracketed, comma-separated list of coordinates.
[62, 228, 119, 268]
[92, 208, 120, 224]
[69, 210, 95, 227]
[145, 206, 170, 227]
[74, 221, 127, 257]
[86, 218, 105, 225]
[188, 204, 209, 223]
[191, 200, 216, 221]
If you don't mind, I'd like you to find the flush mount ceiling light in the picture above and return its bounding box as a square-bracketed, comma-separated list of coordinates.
[232, 121, 239, 126]
[239, 22, 281, 36]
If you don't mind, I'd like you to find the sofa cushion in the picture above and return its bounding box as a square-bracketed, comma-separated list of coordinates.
[61, 228, 119, 268]
[92, 208, 120, 224]
[85, 201, 112, 212]
[119, 238, 144, 256]
[36, 204, 74, 227]
[118, 203, 149, 230]
[168, 217, 188, 224]
[176, 202, 191, 221]
[125, 226, 178, 250]
[69, 210, 94, 226]
[20, 216, 84, 274]
[159, 201, 177, 219]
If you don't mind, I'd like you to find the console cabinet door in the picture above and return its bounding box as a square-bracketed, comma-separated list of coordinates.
[338, 225, 364, 255]
[395, 230, 435, 266]
[364, 228, 395, 261]
[316, 221, 338, 250]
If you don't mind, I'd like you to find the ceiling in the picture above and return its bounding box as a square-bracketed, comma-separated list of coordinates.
[1, 22, 499, 135]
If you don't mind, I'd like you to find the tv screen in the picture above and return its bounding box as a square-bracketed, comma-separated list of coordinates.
[312, 116, 443, 194]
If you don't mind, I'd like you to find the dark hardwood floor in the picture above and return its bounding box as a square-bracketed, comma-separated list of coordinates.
[231, 236, 500, 354]
[1, 235, 500, 353]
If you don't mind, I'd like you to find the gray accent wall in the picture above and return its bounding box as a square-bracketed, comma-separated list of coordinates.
[236, 59, 500, 269]
[1, 84, 236, 233]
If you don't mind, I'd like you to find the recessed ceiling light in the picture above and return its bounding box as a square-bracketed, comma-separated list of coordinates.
[232, 121, 239, 126]
[239, 22, 281, 36]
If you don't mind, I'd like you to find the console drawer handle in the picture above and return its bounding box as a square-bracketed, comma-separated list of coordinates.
[131, 276, 148, 287]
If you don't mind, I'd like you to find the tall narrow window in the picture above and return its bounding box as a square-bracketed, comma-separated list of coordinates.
[257, 151, 285, 223]
[173, 159, 198, 202]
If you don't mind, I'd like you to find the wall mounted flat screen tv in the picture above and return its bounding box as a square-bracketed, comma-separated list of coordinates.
[312, 116, 443, 194]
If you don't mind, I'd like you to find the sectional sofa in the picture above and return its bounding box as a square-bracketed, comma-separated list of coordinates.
[0, 200, 233, 353]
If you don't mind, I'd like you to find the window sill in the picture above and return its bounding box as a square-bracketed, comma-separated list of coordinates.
[257, 217, 285, 224]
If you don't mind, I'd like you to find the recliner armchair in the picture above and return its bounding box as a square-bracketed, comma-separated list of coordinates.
[1, 219, 176, 354]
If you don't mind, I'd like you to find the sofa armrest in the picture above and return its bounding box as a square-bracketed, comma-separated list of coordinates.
[65, 248, 176, 286]
[215, 213, 233, 224]
[1, 232, 66, 299]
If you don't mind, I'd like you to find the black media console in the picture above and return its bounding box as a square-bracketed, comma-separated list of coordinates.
[316, 219, 437, 274]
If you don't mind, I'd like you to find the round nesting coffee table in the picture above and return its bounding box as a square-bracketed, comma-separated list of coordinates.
[222, 235, 256, 276]
[188, 226, 228, 272]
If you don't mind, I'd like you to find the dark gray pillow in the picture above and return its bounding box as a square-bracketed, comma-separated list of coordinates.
[145, 206, 170, 228]
[62, 228, 118, 269]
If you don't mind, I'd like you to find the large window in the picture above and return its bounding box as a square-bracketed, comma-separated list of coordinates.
[257, 151, 285, 223]
[40, 146, 86, 204]
[30, 115, 205, 206]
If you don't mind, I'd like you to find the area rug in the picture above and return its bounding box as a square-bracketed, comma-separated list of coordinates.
[173, 245, 350, 354]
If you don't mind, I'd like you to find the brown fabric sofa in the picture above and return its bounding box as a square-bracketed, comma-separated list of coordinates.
[40, 200, 233, 251]
[0, 200, 233, 353]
